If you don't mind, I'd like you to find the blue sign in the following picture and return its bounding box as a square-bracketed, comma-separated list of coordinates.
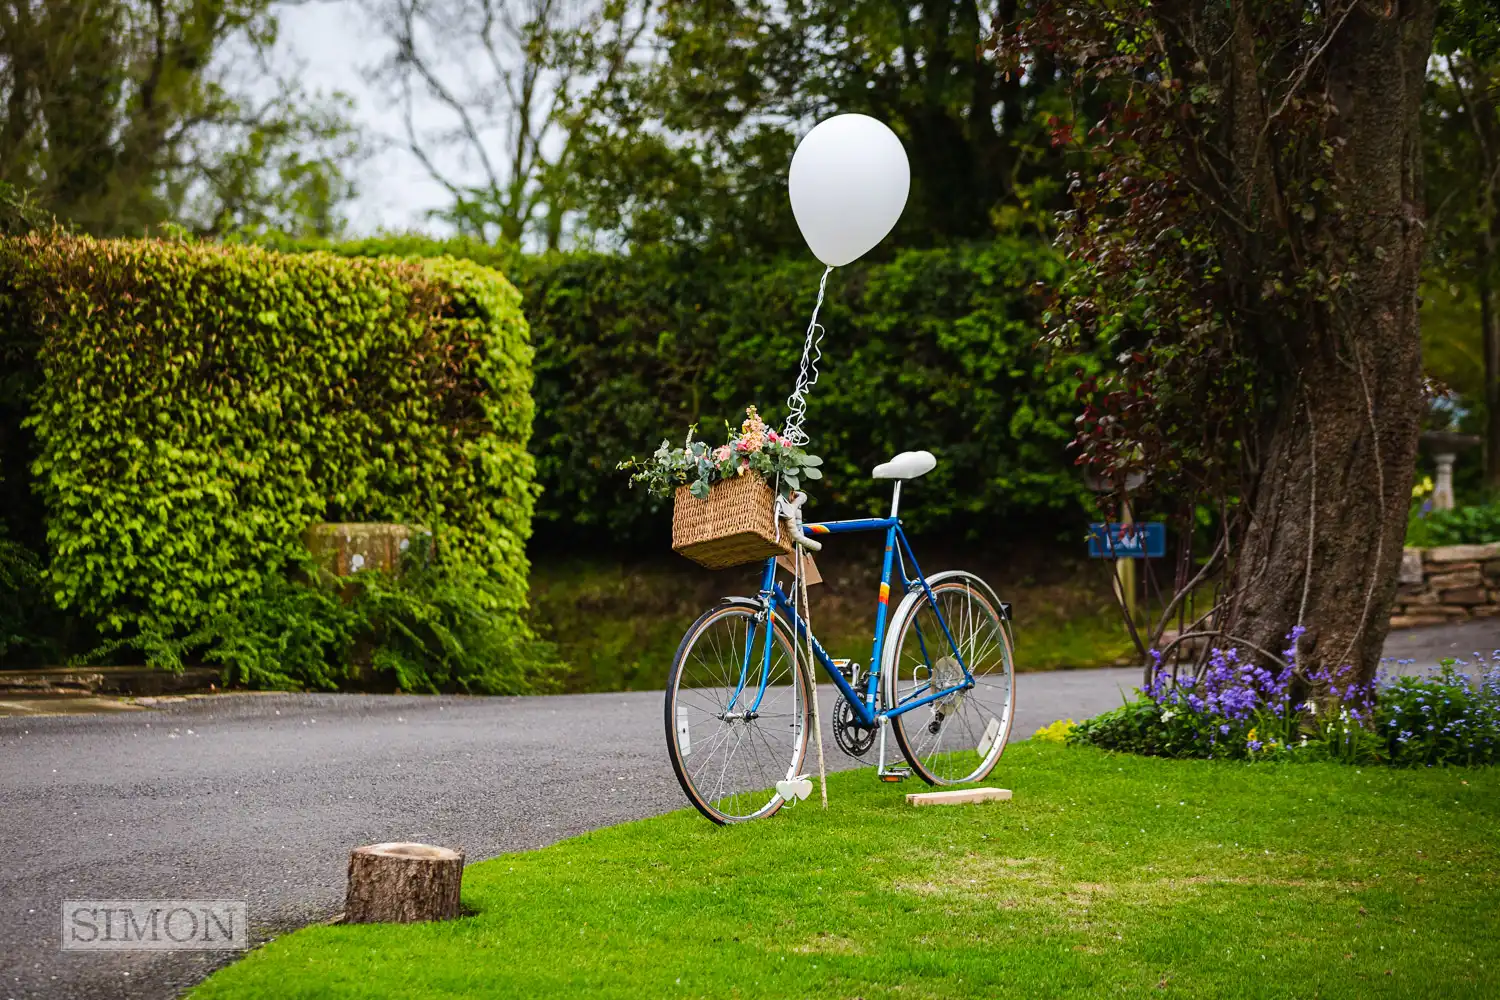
[1087, 522, 1165, 559]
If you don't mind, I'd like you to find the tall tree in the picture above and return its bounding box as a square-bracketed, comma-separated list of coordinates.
[361, 0, 652, 249]
[0, 0, 357, 235]
[567, 0, 1071, 251]
[1016, 0, 1438, 686]
[1424, 2, 1500, 487]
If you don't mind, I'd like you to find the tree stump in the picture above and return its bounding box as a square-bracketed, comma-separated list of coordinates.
[344, 843, 465, 924]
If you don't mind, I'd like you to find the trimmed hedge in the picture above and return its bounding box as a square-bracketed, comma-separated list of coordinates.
[0, 235, 536, 643]
[526, 242, 1090, 541]
[262, 235, 1096, 544]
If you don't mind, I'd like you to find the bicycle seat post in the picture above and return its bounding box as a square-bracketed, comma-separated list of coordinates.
[889, 479, 902, 518]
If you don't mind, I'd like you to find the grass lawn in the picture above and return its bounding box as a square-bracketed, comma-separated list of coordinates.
[192, 743, 1498, 999]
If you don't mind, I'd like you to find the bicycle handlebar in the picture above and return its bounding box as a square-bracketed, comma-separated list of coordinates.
[777, 492, 823, 552]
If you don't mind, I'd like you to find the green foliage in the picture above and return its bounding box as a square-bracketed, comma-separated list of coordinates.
[564, 0, 1071, 250]
[0, 181, 55, 237]
[1407, 501, 1500, 546]
[1419, 274, 1485, 406]
[245, 231, 522, 275]
[525, 240, 1091, 542]
[0, 534, 62, 664]
[348, 541, 561, 695]
[0, 0, 357, 236]
[80, 560, 360, 688]
[255, 234, 1093, 543]
[1378, 660, 1500, 767]
[0, 234, 537, 666]
[79, 542, 560, 694]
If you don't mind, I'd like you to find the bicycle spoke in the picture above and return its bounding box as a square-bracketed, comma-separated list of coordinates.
[889, 578, 1014, 785]
[668, 606, 807, 823]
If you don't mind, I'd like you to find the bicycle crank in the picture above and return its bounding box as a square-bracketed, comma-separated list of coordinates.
[832, 693, 876, 758]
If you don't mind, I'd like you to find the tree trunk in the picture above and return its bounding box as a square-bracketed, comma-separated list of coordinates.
[1484, 263, 1500, 489]
[1226, 1, 1435, 685]
[344, 843, 465, 924]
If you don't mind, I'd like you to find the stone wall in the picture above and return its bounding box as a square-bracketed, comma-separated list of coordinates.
[1391, 542, 1500, 629]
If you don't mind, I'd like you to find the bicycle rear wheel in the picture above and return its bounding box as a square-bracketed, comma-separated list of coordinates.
[665, 601, 809, 824]
[883, 573, 1015, 785]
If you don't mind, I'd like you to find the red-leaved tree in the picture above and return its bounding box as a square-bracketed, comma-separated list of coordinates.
[1006, 0, 1438, 686]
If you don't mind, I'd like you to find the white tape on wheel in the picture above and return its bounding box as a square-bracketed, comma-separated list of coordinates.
[977, 716, 1001, 759]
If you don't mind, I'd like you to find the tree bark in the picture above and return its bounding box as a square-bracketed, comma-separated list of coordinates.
[344, 843, 465, 924]
[1485, 263, 1500, 489]
[1226, 0, 1436, 685]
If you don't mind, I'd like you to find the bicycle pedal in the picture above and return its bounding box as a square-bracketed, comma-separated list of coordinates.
[878, 768, 911, 783]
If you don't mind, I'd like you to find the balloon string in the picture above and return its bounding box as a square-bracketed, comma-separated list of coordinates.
[782, 265, 833, 448]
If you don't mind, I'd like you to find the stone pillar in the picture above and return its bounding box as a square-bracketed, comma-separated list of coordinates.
[1432, 453, 1457, 511]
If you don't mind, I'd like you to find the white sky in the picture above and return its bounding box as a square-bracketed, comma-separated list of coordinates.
[276, 1, 454, 235]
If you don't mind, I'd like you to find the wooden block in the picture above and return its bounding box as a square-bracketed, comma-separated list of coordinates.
[906, 787, 1013, 807]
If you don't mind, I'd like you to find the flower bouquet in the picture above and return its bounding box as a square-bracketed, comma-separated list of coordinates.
[620, 407, 824, 569]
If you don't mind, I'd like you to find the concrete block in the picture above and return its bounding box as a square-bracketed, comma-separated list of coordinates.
[1427, 569, 1484, 591]
[1399, 547, 1425, 585]
[1389, 614, 1451, 630]
[1426, 542, 1500, 564]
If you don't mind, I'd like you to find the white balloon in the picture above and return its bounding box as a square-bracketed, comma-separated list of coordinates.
[788, 114, 910, 267]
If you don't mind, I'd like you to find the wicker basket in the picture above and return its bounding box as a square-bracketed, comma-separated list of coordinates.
[672, 474, 794, 570]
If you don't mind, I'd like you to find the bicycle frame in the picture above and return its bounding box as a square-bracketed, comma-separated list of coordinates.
[725, 517, 972, 730]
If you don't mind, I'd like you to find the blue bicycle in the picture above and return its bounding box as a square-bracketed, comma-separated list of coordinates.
[665, 451, 1016, 824]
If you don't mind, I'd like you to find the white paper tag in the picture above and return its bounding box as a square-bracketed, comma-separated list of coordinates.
[677, 707, 691, 756]
[977, 717, 1002, 759]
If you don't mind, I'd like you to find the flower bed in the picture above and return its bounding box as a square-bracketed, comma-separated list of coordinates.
[1067, 629, 1500, 767]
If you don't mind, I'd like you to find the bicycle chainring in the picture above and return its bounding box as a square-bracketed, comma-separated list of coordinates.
[832, 694, 876, 758]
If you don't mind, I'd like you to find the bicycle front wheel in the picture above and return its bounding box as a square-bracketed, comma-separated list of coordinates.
[883, 573, 1015, 785]
[665, 602, 809, 824]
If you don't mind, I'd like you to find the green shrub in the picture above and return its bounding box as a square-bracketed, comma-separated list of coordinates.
[0, 234, 539, 674]
[81, 539, 559, 694]
[1406, 501, 1500, 547]
[0, 534, 63, 664]
[1377, 661, 1500, 767]
[347, 538, 561, 694]
[529, 241, 1094, 541]
[257, 235, 1098, 544]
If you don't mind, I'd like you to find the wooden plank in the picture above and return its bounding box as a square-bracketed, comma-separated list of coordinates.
[906, 787, 1013, 807]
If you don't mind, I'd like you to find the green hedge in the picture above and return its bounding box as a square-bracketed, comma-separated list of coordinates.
[0, 235, 537, 644]
[262, 235, 1096, 544]
[527, 241, 1090, 541]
